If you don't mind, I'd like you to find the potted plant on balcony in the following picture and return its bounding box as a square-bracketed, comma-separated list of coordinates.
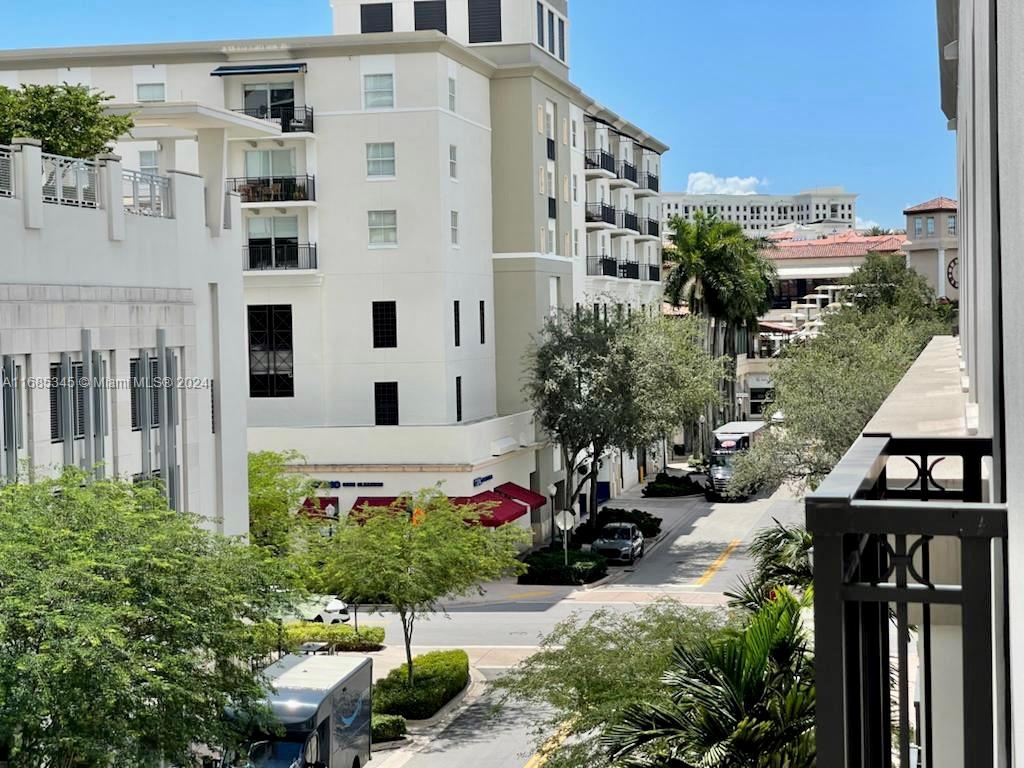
[292, 183, 307, 201]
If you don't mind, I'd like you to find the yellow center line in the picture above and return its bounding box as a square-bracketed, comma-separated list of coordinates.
[523, 721, 573, 768]
[694, 539, 742, 587]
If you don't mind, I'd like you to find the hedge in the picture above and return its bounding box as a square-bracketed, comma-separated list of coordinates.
[371, 713, 408, 742]
[518, 549, 608, 585]
[574, 508, 663, 544]
[642, 471, 705, 498]
[373, 650, 470, 720]
[252, 621, 386, 656]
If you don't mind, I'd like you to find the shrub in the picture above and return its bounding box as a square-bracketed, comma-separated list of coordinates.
[575, 508, 663, 544]
[519, 549, 608, 585]
[373, 650, 470, 720]
[251, 621, 385, 658]
[371, 713, 408, 742]
[642, 471, 704, 498]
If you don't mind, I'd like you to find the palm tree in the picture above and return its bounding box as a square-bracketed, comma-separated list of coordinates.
[603, 590, 815, 768]
[663, 212, 776, 448]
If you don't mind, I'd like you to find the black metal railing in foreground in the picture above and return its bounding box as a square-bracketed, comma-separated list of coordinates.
[806, 434, 1006, 768]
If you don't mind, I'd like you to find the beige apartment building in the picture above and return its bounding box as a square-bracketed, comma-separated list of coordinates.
[904, 196, 959, 300]
[0, 0, 667, 541]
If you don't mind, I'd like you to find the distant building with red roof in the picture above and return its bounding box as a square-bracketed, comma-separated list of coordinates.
[904, 197, 959, 299]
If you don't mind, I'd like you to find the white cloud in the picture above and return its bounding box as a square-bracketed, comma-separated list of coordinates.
[856, 216, 881, 231]
[685, 171, 764, 195]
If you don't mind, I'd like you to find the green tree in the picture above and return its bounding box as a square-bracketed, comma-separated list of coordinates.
[603, 590, 815, 768]
[315, 488, 529, 684]
[849, 250, 954, 325]
[663, 212, 777, 442]
[494, 601, 738, 768]
[0, 468, 295, 768]
[0, 84, 133, 157]
[248, 449, 314, 555]
[726, 520, 813, 611]
[863, 224, 891, 236]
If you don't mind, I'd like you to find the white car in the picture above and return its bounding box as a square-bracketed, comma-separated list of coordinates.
[303, 595, 350, 624]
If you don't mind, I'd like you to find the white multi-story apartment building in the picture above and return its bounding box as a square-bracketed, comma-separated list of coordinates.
[660, 187, 857, 237]
[0, 0, 666, 541]
[0, 113, 249, 535]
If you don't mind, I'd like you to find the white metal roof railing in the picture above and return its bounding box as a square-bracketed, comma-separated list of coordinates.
[41, 152, 98, 209]
[122, 169, 172, 218]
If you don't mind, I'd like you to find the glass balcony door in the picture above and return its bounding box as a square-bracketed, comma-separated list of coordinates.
[243, 82, 296, 122]
[247, 216, 299, 269]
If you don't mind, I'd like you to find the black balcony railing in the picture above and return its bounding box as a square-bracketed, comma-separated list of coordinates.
[807, 434, 1006, 768]
[639, 170, 660, 193]
[548, 196, 557, 220]
[585, 202, 616, 225]
[233, 105, 315, 133]
[244, 243, 318, 271]
[586, 255, 618, 277]
[616, 209, 639, 232]
[618, 260, 640, 279]
[546, 137, 556, 161]
[618, 161, 638, 184]
[638, 218, 660, 237]
[644, 264, 661, 281]
[227, 175, 316, 203]
[585, 149, 616, 174]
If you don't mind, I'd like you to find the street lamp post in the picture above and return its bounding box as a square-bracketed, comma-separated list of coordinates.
[547, 483, 558, 547]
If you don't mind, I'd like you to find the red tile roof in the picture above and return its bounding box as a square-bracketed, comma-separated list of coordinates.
[903, 196, 958, 214]
[763, 230, 907, 261]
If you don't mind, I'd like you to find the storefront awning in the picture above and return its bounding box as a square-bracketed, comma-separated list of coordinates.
[495, 482, 547, 511]
[211, 63, 307, 77]
[776, 265, 856, 280]
[350, 492, 529, 528]
[302, 496, 340, 518]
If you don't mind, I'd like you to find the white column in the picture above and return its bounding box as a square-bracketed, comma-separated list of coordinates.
[196, 128, 228, 237]
[937, 247, 947, 298]
[12, 137, 42, 230]
[98, 153, 125, 242]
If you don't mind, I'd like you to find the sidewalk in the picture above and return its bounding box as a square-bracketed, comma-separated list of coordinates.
[341, 644, 540, 681]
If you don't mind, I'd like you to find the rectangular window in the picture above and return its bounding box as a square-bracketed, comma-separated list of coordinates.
[366, 142, 396, 177]
[136, 83, 165, 102]
[248, 305, 294, 398]
[374, 382, 399, 425]
[448, 76, 457, 112]
[139, 149, 158, 176]
[451, 210, 459, 245]
[572, 174, 578, 203]
[571, 118, 577, 147]
[372, 301, 398, 348]
[573, 229, 579, 257]
[558, 17, 565, 60]
[363, 73, 395, 109]
[537, 2, 544, 45]
[414, 0, 448, 33]
[449, 145, 458, 178]
[455, 376, 463, 422]
[467, 0, 502, 43]
[948, 215, 957, 235]
[926, 216, 935, 235]
[360, 3, 394, 32]
[49, 363, 62, 442]
[547, 10, 555, 54]
[549, 276, 560, 315]
[914, 217, 922, 237]
[479, 300, 486, 344]
[453, 300, 461, 347]
[368, 210, 398, 245]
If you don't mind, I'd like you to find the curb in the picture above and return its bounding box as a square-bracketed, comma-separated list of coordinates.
[405, 666, 487, 735]
[372, 737, 412, 753]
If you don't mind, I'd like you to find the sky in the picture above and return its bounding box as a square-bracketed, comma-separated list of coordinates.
[0, 0, 953, 229]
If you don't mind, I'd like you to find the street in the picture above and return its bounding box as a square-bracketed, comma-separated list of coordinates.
[371, 485, 804, 768]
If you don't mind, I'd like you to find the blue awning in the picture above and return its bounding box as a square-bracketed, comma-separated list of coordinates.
[211, 63, 307, 77]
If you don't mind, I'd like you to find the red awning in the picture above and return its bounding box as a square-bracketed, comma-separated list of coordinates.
[350, 493, 528, 527]
[495, 482, 547, 511]
[302, 496, 340, 518]
[351, 496, 402, 510]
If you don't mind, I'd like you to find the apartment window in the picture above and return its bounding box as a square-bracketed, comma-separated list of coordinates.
[547, 10, 555, 54]
[245, 148, 295, 179]
[549, 276, 560, 314]
[449, 144, 458, 178]
[573, 229, 579, 257]
[546, 224, 555, 254]
[414, 0, 447, 33]
[448, 76, 457, 111]
[366, 142, 396, 177]
[372, 301, 398, 348]
[949, 215, 957, 235]
[926, 216, 935, 235]
[247, 216, 299, 269]
[139, 150, 158, 176]
[453, 300, 461, 346]
[451, 210, 460, 245]
[479, 300, 486, 344]
[368, 210, 398, 246]
[248, 305, 294, 398]
[136, 83, 165, 102]
[536, 2, 544, 45]
[914, 217, 923, 237]
[558, 17, 565, 60]
[243, 81, 295, 120]
[374, 382, 399, 426]
[468, 0, 502, 43]
[455, 376, 463, 422]
[49, 361, 87, 442]
[572, 174, 578, 203]
[360, 3, 394, 32]
[571, 118, 578, 147]
[363, 73, 395, 109]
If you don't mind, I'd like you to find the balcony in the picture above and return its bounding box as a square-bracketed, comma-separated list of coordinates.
[618, 260, 640, 279]
[586, 255, 618, 277]
[637, 170, 660, 195]
[615, 209, 639, 233]
[546, 137, 556, 161]
[584, 149, 616, 176]
[232, 105, 314, 134]
[227, 175, 316, 204]
[244, 243, 318, 271]
[548, 196, 557, 220]
[807, 338, 1006, 767]
[617, 161, 638, 185]
[638, 218, 660, 238]
[644, 264, 661, 281]
[585, 202, 616, 227]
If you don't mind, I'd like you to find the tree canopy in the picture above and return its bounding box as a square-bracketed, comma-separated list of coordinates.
[0, 468, 295, 768]
[0, 84, 133, 158]
[248, 449, 315, 556]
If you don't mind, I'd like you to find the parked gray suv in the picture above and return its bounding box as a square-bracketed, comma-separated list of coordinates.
[591, 523, 645, 564]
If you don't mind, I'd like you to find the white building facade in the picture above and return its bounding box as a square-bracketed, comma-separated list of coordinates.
[660, 186, 857, 237]
[0, 132, 248, 535]
[0, 0, 667, 542]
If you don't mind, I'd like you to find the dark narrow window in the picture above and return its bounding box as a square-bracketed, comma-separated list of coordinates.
[149, 357, 161, 429]
[453, 300, 461, 347]
[374, 382, 399, 425]
[455, 376, 463, 422]
[558, 17, 565, 60]
[130, 358, 141, 430]
[414, 0, 447, 33]
[536, 1, 544, 45]
[360, 3, 394, 33]
[248, 305, 294, 398]
[547, 10, 555, 54]
[72, 362, 86, 439]
[50, 361, 86, 441]
[372, 301, 398, 348]
[468, 0, 502, 43]
[479, 300, 486, 344]
[49, 362, 61, 442]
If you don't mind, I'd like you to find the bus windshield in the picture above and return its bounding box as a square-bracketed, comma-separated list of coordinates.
[234, 740, 304, 768]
